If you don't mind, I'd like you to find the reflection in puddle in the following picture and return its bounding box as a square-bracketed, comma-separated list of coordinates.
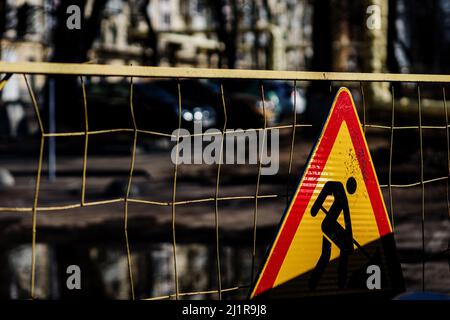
[1, 243, 265, 299]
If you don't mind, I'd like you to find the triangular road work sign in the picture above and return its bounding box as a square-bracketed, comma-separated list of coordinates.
[251, 87, 404, 299]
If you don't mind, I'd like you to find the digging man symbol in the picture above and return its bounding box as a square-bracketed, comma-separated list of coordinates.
[308, 177, 357, 290]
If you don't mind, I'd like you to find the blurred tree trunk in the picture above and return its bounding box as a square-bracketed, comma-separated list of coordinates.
[139, 0, 159, 66]
[209, 0, 226, 67]
[0, 0, 5, 58]
[306, 0, 332, 128]
[361, 0, 391, 109]
[52, 0, 108, 63]
[331, 0, 351, 71]
[251, 0, 260, 68]
[0, 245, 9, 298]
[229, 0, 239, 68]
[311, 0, 332, 72]
[310, 0, 332, 85]
[49, 0, 108, 132]
[262, 0, 272, 69]
[84, 0, 109, 59]
[387, 0, 400, 73]
[209, 0, 239, 69]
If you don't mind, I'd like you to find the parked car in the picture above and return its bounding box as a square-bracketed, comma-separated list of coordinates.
[77, 79, 271, 136]
[83, 80, 220, 134]
[222, 79, 306, 125]
[84, 80, 179, 134]
[264, 80, 306, 124]
[151, 79, 269, 130]
[149, 79, 219, 130]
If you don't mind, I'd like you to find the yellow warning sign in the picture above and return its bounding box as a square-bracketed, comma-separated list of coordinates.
[251, 87, 404, 299]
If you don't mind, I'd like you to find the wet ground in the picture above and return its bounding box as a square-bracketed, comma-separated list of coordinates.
[0, 126, 449, 299]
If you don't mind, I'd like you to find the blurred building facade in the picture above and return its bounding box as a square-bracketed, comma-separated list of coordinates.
[0, 0, 314, 69]
[0, 0, 314, 137]
[0, 0, 49, 136]
[2, 0, 450, 137]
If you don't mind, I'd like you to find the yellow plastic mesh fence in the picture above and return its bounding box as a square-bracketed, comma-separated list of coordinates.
[0, 62, 449, 299]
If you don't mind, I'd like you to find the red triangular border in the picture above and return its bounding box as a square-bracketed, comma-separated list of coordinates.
[252, 88, 392, 297]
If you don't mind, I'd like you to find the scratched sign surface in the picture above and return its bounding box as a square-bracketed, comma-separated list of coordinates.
[251, 88, 404, 299]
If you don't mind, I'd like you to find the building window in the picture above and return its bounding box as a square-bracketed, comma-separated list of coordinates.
[197, 0, 205, 13]
[163, 13, 171, 27]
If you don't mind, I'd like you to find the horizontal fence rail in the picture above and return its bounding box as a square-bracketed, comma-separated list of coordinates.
[0, 62, 449, 300]
[1, 61, 450, 82]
